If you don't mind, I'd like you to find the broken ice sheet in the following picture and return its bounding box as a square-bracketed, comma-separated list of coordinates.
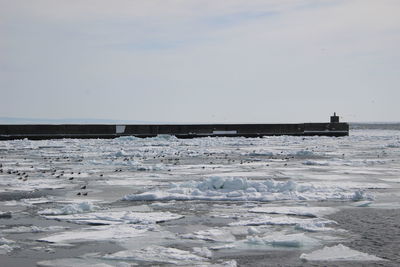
[246, 232, 319, 248]
[2, 225, 68, 234]
[103, 245, 208, 265]
[123, 176, 374, 202]
[37, 224, 149, 244]
[41, 210, 183, 225]
[300, 244, 386, 261]
[37, 258, 119, 267]
[181, 228, 236, 242]
[229, 214, 336, 229]
[39, 201, 98, 215]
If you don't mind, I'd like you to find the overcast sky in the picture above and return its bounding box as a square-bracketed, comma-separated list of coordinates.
[1, 0, 399, 123]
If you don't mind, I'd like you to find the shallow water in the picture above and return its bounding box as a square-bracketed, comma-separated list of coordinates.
[0, 126, 399, 266]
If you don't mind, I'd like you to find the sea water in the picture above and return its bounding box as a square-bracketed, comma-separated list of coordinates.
[0, 124, 399, 266]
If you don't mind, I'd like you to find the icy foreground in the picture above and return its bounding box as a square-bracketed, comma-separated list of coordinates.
[1, 128, 399, 265]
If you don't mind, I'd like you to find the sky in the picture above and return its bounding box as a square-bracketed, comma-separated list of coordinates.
[0, 0, 399, 123]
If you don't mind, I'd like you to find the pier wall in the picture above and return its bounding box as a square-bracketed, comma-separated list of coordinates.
[0, 122, 349, 140]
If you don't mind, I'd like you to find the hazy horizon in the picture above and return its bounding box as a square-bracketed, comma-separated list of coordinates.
[1, 115, 399, 125]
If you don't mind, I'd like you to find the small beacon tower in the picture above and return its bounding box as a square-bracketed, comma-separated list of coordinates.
[330, 112, 339, 123]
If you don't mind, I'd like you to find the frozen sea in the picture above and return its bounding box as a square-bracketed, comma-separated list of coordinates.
[0, 124, 399, 266]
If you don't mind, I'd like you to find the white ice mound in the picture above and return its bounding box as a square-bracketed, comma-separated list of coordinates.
[42, 210, 183, 225]
[103, 245, 207, 265]
[39, 202, 97, 215]
[181, 228, 236, 242]
[246, 233, 318, 248]
[123, 176, 370, 202]
[300, 244, 386, 261]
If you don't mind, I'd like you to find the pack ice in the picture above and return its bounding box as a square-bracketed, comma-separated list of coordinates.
[123, 176, 372, 202]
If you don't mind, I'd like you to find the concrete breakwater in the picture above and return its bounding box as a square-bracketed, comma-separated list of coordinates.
[0, 120, 348, 140]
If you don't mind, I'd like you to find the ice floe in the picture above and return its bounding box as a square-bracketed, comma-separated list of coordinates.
[2, 225, 67, 234]
[41, 210, 183, 225]
[193, 247, 213, 258]
[246, 233, 318, 248]
[103, 245, 207, 265]
[123, 176, 372, 202]
[38, 225, 148, 244]
[37, 258, 117, 267]
[230, 215, 336, 232]
[181, 228, 236, 242]
[300, 244, 386, 261]
[39, 201, 98, 215]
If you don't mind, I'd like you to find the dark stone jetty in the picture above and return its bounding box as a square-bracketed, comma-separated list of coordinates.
[0, 114, 348, 140]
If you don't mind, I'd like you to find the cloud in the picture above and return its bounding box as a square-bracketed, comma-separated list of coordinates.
[0, 0, 399, 122]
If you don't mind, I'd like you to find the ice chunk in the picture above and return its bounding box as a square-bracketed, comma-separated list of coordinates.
[351, 201, 373, 207]
[220, 260, 238, 267]
[351, 190, 373, 201]
[114, 150, 128, 157]
[37, 258, 115, 267]
[42, 210, 183, 225]
[39, 202, 98, 215]
[38, 225, 147, 244]
[294, 222, 337, 232]
[2, 225, 67, 234]
[181, 228, 236, 242]
[247, 226, 260, 235]
[300, 244, 386, 261]
[230, 215, 335, 228]
[103, 245, 207, 265]
[246, 233, 318, 248]
[192, 247, 213, 258]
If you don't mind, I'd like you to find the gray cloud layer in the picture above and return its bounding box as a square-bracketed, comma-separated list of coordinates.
[1, 0, 399, 123]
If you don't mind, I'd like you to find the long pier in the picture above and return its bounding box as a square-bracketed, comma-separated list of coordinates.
[0, 114, 348, 140]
